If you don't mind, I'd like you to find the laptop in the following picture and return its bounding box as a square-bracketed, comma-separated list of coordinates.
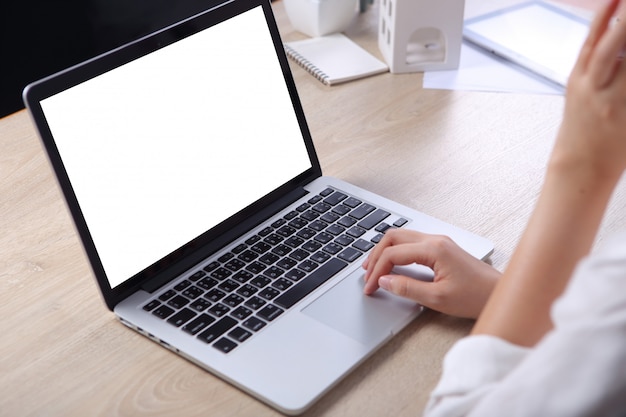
[23, 0, 493, 414]
[463, 1, 589, 89]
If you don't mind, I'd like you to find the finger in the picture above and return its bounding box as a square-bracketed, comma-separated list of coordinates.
[588, 1, 626, 86]
[378, 274, 440, 307]
[363, 240, 437, 295]
[363, 229, 426, 281]
[573, 0, 619, 75]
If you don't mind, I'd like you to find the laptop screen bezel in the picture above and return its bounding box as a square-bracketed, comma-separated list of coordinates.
[23, 0, 322, 310]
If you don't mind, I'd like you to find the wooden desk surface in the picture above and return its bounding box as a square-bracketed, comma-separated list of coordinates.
[1, 1, 624, 416]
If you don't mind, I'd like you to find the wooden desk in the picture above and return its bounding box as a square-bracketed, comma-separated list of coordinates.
[1, 1, 624, 416]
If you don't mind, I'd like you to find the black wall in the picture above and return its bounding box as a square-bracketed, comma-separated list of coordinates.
[1, 0, 226, 118]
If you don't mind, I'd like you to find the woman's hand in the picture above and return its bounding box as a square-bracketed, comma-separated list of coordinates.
[362, 229, 500, 319]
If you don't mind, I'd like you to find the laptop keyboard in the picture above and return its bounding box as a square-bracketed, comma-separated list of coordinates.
[142, 187, 408, 353]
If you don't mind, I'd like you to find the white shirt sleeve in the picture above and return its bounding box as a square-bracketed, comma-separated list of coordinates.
[424, 231, 626, 417]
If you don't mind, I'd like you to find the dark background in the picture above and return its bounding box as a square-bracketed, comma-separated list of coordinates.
[1, 0, 231, 118]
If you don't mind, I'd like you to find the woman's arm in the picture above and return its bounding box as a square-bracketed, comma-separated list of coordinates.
[471, 0, 626, 346]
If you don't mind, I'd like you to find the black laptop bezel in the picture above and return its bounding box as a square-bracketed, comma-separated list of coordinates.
[23, 0, 322, 310]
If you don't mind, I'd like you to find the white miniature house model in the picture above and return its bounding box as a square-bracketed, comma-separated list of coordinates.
[378, 0, 465, 73]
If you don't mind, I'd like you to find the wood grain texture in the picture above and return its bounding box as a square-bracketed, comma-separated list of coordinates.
[2, 1, 625, 416]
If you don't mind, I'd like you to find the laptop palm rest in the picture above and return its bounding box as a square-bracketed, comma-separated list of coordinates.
[302, 268, 423, 346]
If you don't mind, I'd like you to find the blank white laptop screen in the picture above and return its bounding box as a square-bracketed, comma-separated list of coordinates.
[40, 7, 311, 288]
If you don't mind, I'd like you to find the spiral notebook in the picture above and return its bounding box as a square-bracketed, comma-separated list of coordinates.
[284, 33, 388, 85]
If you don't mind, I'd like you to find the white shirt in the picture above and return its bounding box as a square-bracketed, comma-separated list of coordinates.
[424, 231, 626, 417]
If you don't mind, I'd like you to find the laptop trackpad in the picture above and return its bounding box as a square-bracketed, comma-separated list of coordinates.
[302, 269, 422, 346]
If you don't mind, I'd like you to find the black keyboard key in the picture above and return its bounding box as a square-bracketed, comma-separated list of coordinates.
[276, 257, 297, 270]
[232, 270, 253, 283]
[224, 258, 245, 271]
[394, 218, 409, 227]
[242, 316, 266, 332]
[158, 289, 176, 301]
[257, 304, 284, 321]
[338, 216, 357, 227]
[238, 249, 258, 262]
[228, 327, 252, 343]
[298, 259, 318, 273]
[217, 252, 234, 263]
[262, 265, 283, 280]
[334, 235, 354, 246]
[223, 293, 245, 307]
[205, 288, 226, 302]
[251, 241, 272, 254]
[218, 279, 240, 293]
[143, 300, 160, 311]
[231, 243, 247, 254]
[338, 247, 363, 263]
[343, 197, 361, 208]
[189, 298, 212, 312]
[332, 205, 351, 215]
[203, 261, 220, 273]
[350, 203, 375, 219]
[167, 308, 196, 327]
[323, 242, 343, 255]
[314, 232, 334, 244]
[296, 228, 316, 240]
[183, 313, 215, 335]
[197, 276, 218, 290]
[250, 276, 271, 288]
[353, 238, 375, 252]
[264, 233, 284, 246]
[300, 210, 320, 221]
[210, 267, 232, 280]
[152, 305, 175, 319]
[237, 283, 258, 298]
[321, 212, 340, 223]
[189, 271, 206, 281]
[272, 278, 293, 291]
[285, 236, 305, 248]
[198, 316, 237, 344]
[326, 224, 345, 235]
[288, 217, 308, 229]
[245, 296, 266, 310]
[259, 287, 280, 301]
[275, 258, 348, 309]
[277, 225, 297, 237]
[324, 191, 347, 206]
[346, 226, 366, 238]
[310, 251, 331, 264]
[284, 210, 299, 220]
[246, 261, 267, 274]
[289, 249, 309, 261]
[258, 226, 273, 237]
[358, 209, 391, 230]
[308, 220, 327, 232]
[259, 252, 280, 265]
[245, 235, 261, 245]
[285, 268, 306, 281]
[182, 286, 203, 300]
[208, 303, 230, 317]
[319, 188, 334, 197]
[167, 295, 190, 309]
[213, 337, 238, 353]
[312, 202, 332, 213]
[231, 306, 253, 320]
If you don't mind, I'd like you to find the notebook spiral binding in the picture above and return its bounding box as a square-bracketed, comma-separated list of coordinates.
[284, 44, 330, 85]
